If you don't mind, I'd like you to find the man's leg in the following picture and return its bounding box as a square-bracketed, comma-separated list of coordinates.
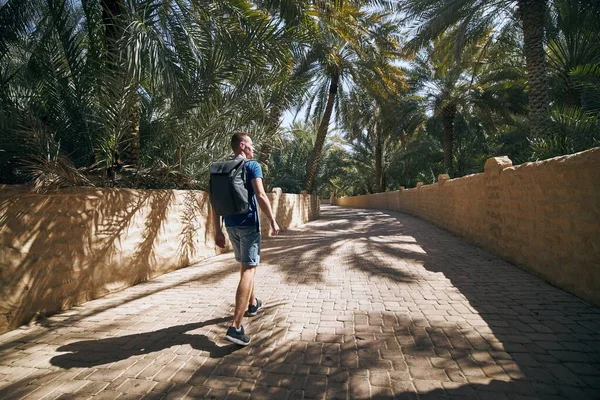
[242, 228, 260, 310]
[248, 283, 255, 308]
[232, 265, 256, 329]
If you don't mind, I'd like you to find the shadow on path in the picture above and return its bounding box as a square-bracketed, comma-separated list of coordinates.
[320, 206, 600, 399]
[50, 317, 237, 368]
[261, 207, 420, 285]
[0, 260, 240, 353]
[0, 205, 599, 400]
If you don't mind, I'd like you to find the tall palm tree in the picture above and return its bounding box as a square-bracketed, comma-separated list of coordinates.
[339, 81, 419, 192]
[297, 3, 405, 192]
[409, 26, 527, 175]
[268, 121, 328, 193]
[256, 51, 311, 186]
[244, 0, 314, 174]
[340, 88, 385, 192]
[400, 0, 552, 137]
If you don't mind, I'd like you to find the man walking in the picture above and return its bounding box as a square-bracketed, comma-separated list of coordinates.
[212, 132, 280, 346]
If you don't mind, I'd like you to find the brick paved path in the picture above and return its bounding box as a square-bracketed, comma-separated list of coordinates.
[1, 205, 599, 400]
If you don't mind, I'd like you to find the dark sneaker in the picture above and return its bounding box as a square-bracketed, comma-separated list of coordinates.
[225, 326, 250, 346]
[247, 298, 263, 316]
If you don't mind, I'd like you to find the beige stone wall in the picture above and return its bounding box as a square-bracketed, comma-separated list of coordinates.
[260, 188, 320, 236]
[335, 148, 600, 305]
[0, 186, 319, 334]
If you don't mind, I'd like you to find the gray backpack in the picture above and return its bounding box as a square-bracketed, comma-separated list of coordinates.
[209, 159, 249, 216]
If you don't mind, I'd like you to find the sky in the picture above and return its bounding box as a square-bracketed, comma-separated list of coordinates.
[281, 109, 300, 129]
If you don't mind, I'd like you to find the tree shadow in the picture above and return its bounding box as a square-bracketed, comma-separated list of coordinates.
[0, 204, 599, 400]
[185, 205, 596, 399]
[0, 258, 239, 354]
[321, 205, 600, 399]
[2, 306, 598, 399]
[0, 186, 223, 333]
[119, 309, 598, 399]
[260, 207, 418, 286]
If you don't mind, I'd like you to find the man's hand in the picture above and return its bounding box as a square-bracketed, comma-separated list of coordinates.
[270, 220, 280, 236]
[253, 177, 281, 236]
[215, 229, 226, 248]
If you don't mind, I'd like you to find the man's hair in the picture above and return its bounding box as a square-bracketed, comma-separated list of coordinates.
[231, 132, 249, 152]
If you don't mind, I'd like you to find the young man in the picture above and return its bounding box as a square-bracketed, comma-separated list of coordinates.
[212, 132, 280, 346]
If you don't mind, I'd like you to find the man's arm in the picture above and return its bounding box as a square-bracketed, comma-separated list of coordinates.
[212, 207, 226, 248]
[251, 177, 280, 235]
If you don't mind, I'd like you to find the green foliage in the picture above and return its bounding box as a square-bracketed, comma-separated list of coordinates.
[268, 123, 315, 194]
[0, 0, 304, 190]
[1, 0, 598, 195]
[529, 106, 599, 160]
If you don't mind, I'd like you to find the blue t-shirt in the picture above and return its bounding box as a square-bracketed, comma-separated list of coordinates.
[224, 159, 263, 227]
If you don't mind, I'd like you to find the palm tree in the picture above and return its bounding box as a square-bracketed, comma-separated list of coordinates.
[268, 122, 319, 193]
[340, 82, 420, 192]
[400, 0, 552, 138]
[297, 3, 405, 192]
[408, 26, 527, 175]
[547, 0, 600, 109]
[530, 0, 600, 158]
[256, 54, 312, 186]
[0, 0, 302, 188]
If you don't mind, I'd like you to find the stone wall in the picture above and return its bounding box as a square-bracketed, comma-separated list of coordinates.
[259, 188, 320, 236]
[335, 148, 600, 305]
[0, 186, 319, 334]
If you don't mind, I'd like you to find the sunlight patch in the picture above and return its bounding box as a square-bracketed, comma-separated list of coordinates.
[368, 235, 418, 243]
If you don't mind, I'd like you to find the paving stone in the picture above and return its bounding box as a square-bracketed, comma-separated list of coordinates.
[409, 367, 449, 381]
[349, 375, 370, 399]
[413, 380, 443, 393]
[250, 385, 290, 399]
[72, 381, 111, 397]
[88, 391, 122, 400]
[224, 391, 250, 400]
[278, 375, 306, 390]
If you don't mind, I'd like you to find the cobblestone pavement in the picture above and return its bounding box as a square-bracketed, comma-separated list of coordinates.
[1, 205, 599, 400]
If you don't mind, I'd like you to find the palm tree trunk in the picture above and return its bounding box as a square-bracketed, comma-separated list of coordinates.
[375, 126, 383, 192]
[442, 102, 457, 175]
[518, 0, 551, 137]
[304, 73, 339, 193]
[101, 0, 140, 169]
[259, 105, 283, 190]
[101, 0, 125, 69]
[259, 143, 273, 189]
[120, 106, 140, 168]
